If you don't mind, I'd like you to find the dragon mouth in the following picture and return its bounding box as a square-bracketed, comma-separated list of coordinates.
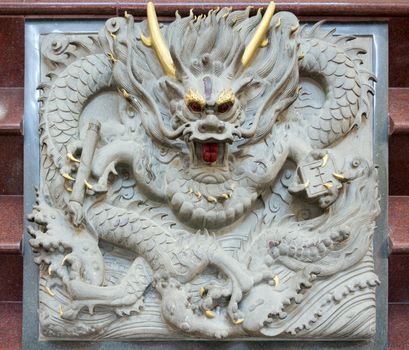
[192, 141, 227, 167]
[188, 141, 229, 183]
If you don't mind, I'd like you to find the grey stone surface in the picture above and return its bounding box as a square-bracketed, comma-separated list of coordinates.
[22, 6, 388, 349]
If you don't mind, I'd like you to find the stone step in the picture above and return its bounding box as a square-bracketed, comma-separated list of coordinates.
[389, 88, 409, 136]
[389, 88, 409, 195]
[389, 196, 409, 255]
[0, 87, 23, 195]
[0, 88, 23, 136]
[0, 196, 22, 254]
[384, 196, 409, 303]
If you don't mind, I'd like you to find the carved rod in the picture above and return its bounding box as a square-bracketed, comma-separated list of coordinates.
[68, 121, 101, 226]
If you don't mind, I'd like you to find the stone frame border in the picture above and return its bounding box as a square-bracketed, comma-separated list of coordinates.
[22, 19, 388, 350]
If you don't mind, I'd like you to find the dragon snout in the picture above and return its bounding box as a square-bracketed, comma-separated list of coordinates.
[198, 115, 226, 134]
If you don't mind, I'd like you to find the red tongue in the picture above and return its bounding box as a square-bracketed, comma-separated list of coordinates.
[202, 143, 219, 163]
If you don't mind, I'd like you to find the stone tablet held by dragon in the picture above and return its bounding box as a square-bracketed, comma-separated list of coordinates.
[28, 1, 381, 341]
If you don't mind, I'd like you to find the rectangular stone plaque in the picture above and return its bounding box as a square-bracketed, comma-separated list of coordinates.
[23, 5, 388, 349]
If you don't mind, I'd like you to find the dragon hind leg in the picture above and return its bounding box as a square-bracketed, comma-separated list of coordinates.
[199, 250, 275, 325]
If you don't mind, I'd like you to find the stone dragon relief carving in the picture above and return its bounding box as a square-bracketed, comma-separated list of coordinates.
[28, 2, 380, 340]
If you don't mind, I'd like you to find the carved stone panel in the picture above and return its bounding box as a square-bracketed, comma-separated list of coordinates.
[24, 2, 387, 345]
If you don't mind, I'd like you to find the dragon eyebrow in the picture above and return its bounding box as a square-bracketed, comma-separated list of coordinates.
[184, 89, 206, 107]
[216, 89, 235, 105]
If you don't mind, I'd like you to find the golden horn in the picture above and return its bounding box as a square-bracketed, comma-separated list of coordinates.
[241, 1, 275, 67]
[145, 2, 176, 77]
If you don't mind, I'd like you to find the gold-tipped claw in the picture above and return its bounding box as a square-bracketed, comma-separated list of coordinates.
[48, 266, 52, 275]
[45, 286, 55, 297]
[107, 52, 118, 63]
[118, 88, 130, 99]
[290, 23, 299, 35]
[110, 32, 117, 40]
[84, 179, 93, 190]
[67, 152, 80, 163]
[275, 17, 281, 28]
[233, 318, 244, 325]
[205, 310, 215, 318]
[62, 173, 75, 181]
[194, 191, 202, 199]
[59, 304, 63, 318]
[321, 154, 329, 168]
[298, 52, 304, 60]
[61, 255, 69, 266]
[332, 172, 345, 181]
[303, 180, 310, 188]
[65, 186, 73, 193]
[323, 182, 333, 190]
[260, 38, 269, 47]
[274, 274, 279, 287]
[200, 287, 206, 298]
[124, 11, 130, 18]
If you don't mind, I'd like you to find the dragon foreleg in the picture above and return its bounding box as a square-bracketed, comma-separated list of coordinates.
[91, 139, 166, 202]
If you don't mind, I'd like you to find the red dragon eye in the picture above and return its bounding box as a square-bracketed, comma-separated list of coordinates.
[217, 102, 232, 114]
[189, 102, 203, 113]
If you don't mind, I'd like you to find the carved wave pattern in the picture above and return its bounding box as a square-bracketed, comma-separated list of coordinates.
[37, 243, 377, 340]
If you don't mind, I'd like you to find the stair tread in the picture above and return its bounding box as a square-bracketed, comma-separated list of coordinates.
[0, 195, 22, 254]
[389, 196, 409, 254]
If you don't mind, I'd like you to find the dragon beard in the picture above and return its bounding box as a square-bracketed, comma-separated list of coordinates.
[165, 143, 259, 230]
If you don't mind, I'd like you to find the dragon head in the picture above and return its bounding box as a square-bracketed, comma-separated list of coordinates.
[102, 2, 300, 229]
[171, 71, 246, 183]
